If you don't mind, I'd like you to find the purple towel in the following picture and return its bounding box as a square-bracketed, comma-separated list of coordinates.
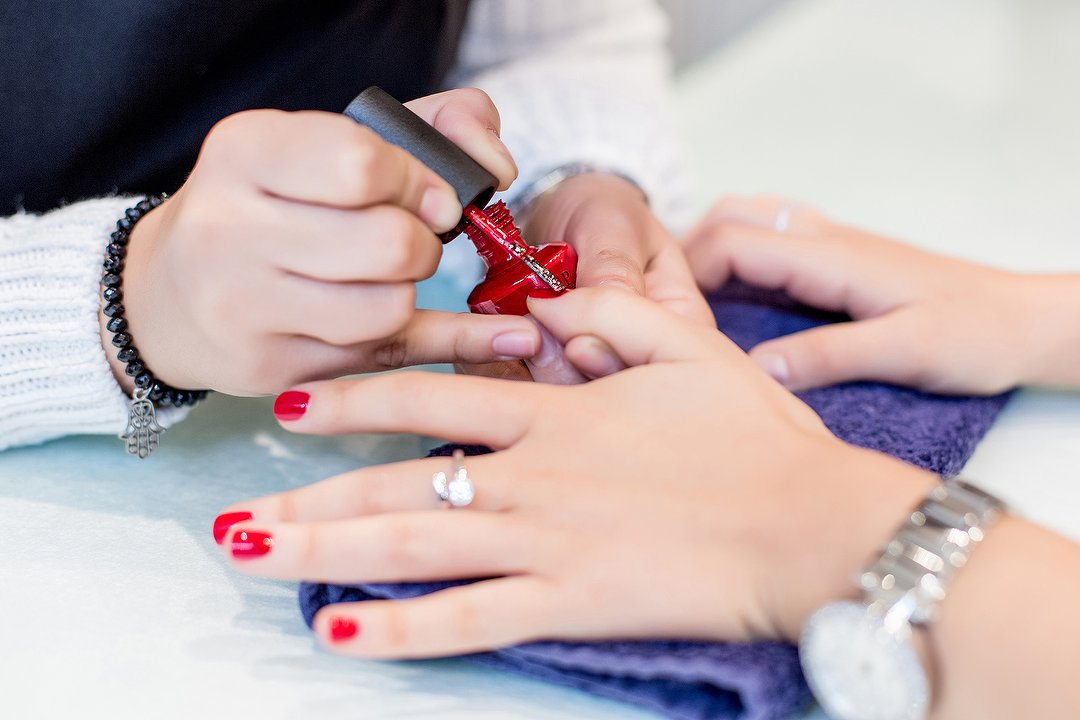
[299, 284, 1011, 720]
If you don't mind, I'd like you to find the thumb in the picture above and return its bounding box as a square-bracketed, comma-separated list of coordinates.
[749, 316, 911, 391]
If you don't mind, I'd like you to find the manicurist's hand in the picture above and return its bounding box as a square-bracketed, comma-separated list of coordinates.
[107, 89, 541, 396]
[214, 289, 938, 656]
[682, 195, 1080, 394]
[465, 172, 714, 384]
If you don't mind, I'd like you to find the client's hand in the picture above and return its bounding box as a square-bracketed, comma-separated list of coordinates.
[682, 195, 1076, 394]
[214, 289, 934, 657]
[109, 89, 540, 396]
[463, 172, 713, 384]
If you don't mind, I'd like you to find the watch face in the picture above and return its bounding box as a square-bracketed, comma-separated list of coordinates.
[800, 601, 929, 720]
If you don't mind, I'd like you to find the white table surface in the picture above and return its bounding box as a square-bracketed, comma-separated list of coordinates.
[3, 1, 1078, 718]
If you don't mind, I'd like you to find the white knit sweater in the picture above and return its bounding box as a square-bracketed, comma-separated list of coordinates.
[0, 0, 684, 451]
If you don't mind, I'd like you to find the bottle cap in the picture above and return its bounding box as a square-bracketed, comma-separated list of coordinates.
[343, 87, 498, 241]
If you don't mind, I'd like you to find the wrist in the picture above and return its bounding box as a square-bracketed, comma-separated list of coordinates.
[1013, 273, 1080, 388]
[772, 443, 939, 643]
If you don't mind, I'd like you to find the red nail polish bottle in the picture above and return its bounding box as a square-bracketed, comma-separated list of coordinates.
[344, 87, 577, 316]
[462, 202, 576, 316]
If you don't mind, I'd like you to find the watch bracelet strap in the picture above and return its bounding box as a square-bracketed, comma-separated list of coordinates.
[507, 162, 648, 221]
[860, 479, 1005, 626]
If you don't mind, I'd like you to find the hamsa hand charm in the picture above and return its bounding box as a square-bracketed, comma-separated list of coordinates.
[120, 389, 164, 459]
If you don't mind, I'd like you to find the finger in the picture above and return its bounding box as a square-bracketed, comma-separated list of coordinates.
[526, 288, 739, 367]
[406, 89, 518, 191]
[682, 222, 890, 317]
[262, 202, 441, 282]
[564, 205, 648, 296]
[523, 316, 588, 386]
[684, 194, 827, 241]
[268, 275, 417, 346]
[223, 511, 535, 584]
[642, 242, 715, 327]
[274, 372, 541, 447]
[453, 360, 535, 382]
[214, 455, 510, 533]
[370, 309, 541, 369]
[249, 311, 542, 388]
[312, 577, 554, 659]
[749, 314, 917, 390]
[203, 110, 460, 232]
[563, 335, 627, 380]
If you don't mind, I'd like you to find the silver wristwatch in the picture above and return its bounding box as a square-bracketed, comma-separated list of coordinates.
[507, 162, 647, 221]
[799, 479, 1004, 720]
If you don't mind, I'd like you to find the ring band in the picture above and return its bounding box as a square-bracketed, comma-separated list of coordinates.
[774, 205, 793, 233]
[432, 449, 475, 508]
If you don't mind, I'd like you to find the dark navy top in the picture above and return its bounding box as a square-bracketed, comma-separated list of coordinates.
[0, 1, 470, 214]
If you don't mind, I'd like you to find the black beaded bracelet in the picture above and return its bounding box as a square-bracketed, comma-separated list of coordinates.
[101, 194, 209, 457]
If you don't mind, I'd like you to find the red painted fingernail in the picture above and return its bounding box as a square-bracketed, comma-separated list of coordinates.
[329, 616, 359, 643]
[273, 390, 310, 421]
[213, 511, 253, 545]
[231, 530, 274, 558]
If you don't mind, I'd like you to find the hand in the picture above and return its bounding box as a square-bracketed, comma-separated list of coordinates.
[681, 194, 1069, 394]
[464, 172, 714, 384]
[215, 288, 934, 658]
[109, 89, 541, 396]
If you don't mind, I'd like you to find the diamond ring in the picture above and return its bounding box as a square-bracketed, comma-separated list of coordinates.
[432, 449, 475, 508]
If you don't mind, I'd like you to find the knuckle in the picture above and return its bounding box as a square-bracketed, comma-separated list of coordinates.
[384, 519, 425, 569]
[202, 110, 273, 159]
[343, 284, 415, 342]
[336, 130, 381, 201]
[375, 284, 416, 335]
[456, 87, 497, 117]
[449, 598, 484, 643]
[373, 334, 410, 370]
[376, 213, 425, 277]
[379, 604, 411, 650]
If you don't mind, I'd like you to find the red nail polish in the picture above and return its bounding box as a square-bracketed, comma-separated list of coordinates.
[328, 616, 359, 643]
[339, 90, 575, 317]
[274, 390, 310, 421]
[213, 511, 253, 545]
[462, 202, 577, 316]
[231, 530, 274, 558]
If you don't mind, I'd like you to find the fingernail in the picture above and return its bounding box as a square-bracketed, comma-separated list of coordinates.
[492, 330, 539, 359]
[527, 320, 562, 369]
[754, 353, 790, 384]
[581, 339, 624, 378]
[213, 511, 252, 545]
[274, 391, 310, 421]
[420, 186, 462, 232]
[231, 530, 274, 558]
[328, 616, 359, 643]
[598, 278, 638, 294]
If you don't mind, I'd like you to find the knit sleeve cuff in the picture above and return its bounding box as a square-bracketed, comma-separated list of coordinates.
[0, 197, 190, 452]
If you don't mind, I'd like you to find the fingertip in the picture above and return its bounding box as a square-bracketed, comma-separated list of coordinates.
[273, 389, 311, 422]
[212, 510, 253, 545]
[564, 335, 626, 380]
[491, 328, 540, 360]
[313, 608, 362, 647]
[749, 348, 791, 386]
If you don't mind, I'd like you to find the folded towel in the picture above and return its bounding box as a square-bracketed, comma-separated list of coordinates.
[300, 284, 1011, 720]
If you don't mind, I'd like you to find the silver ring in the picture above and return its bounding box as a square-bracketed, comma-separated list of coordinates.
[773, 205, 793, 233]
[432, 449, 475, 508]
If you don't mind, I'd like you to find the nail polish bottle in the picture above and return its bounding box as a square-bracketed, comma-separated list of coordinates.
[343, 87, 576, 316]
